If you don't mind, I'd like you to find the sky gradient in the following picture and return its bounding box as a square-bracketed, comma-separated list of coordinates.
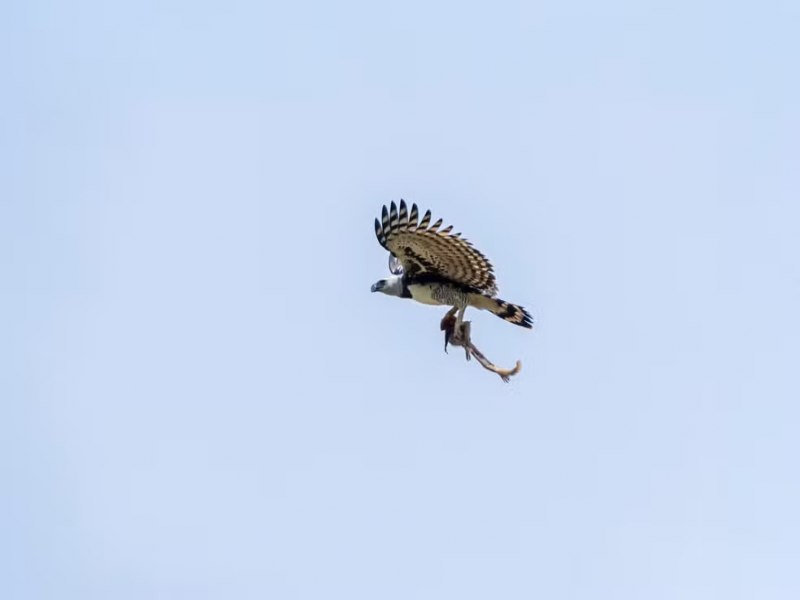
[3, 1, 800, 598]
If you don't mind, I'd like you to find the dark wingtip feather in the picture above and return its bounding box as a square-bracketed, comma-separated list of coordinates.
[375, 217, 386, 246]
[419, 209, 432, 229]
[409, 203, 419, 229]
[398, 199, 408, 226]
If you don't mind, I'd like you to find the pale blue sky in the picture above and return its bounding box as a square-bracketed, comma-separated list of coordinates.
[3, 1, 800, 598]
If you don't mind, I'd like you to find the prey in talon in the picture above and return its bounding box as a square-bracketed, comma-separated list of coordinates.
[441, 307, 471, 360]
[440, 307, 523, 383]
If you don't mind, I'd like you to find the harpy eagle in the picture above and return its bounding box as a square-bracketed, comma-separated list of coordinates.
[370, 200, 533, 336]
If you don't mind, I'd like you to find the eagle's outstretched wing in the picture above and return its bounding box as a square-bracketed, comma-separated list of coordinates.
[374, 200, 498, 295]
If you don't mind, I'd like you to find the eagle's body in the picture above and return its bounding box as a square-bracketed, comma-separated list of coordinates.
[371, 200, 533, 332]
[411, 281, 470, 306]
[380, 276, 471, 306]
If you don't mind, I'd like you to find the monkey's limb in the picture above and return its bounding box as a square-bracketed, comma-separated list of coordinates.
[463, 340, 522, 383]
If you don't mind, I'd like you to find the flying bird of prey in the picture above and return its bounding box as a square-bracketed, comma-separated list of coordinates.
[371, 200, 533, 337]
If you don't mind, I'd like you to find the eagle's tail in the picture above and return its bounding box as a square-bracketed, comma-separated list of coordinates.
[471, 294, 534, 329]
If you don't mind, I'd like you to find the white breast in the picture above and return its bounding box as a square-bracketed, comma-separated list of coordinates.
[407, 283, 444, 306]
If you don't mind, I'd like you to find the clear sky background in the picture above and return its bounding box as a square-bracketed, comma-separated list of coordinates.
[3, 1, 799, 598]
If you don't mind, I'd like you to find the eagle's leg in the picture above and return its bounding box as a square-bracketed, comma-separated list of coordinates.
[459, 320, 472, 361]
[454, 306, 469, 345]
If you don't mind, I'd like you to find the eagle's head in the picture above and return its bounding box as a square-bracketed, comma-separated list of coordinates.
[371, 275, 404, 297]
